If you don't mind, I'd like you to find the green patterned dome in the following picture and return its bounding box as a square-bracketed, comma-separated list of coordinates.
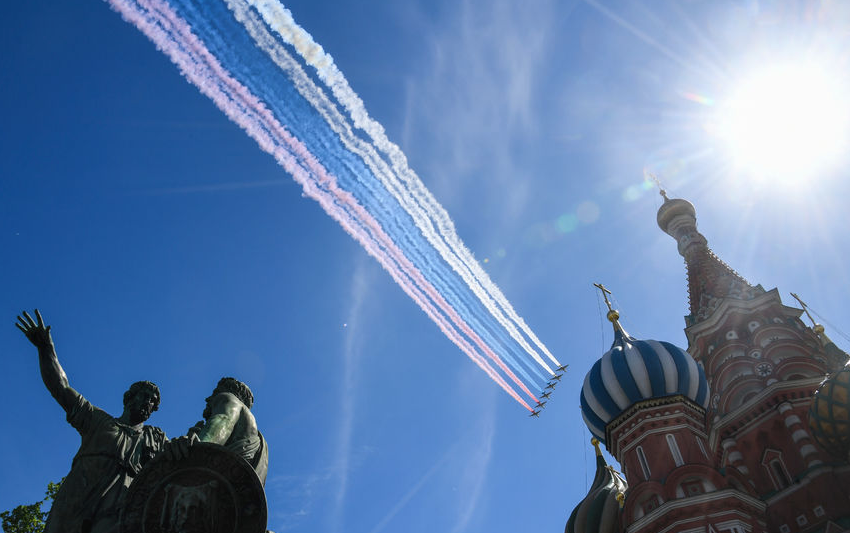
[809, 362, 850, 458]
[565, 439, 627, 533]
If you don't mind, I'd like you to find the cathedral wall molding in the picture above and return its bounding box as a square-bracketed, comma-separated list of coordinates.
[625, 490, 766, 533]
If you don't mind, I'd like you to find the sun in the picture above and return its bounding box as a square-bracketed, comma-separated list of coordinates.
[716, 62, 850, 182]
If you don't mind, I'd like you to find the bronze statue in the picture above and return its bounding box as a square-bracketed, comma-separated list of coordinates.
[175, 377, 268, 484]
[122, 377, 269, 533]
[16, 310, 168, 533]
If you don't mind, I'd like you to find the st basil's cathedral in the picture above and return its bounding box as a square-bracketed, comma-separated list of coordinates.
[566, 191, 850, 533]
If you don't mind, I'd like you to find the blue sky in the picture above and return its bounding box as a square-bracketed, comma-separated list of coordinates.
[3, 1, 850, 532]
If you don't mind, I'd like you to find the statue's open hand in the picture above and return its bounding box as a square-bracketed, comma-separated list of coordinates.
[15, 310, 53, 350]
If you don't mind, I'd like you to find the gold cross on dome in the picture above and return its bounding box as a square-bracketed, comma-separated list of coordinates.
[645, 171, 669, 201]
[790, 292, 817, 327]
[593, 282, 614, 313]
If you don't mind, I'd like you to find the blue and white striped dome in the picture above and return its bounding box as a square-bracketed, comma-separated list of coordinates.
[580, 326, 709, 443]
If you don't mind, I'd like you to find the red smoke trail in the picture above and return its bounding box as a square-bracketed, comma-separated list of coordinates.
[108, 0, 535, 410]
[136, 0, 538, 405]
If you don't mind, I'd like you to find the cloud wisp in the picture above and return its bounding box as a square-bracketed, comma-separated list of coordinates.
[366, 411, 497, 533]
[329, 257, 372, 532]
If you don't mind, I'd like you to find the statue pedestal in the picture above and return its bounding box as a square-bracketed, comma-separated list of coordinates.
[120, 442, 267, 533]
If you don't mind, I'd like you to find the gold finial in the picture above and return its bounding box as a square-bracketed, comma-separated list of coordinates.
[645, 171, 669, 201]
[616, 492, 625, 508]
[594, 283, 624, 331]
[790, 292, 818, 328]
[790, 292, 831, 345]
[591, 437, 602, 457]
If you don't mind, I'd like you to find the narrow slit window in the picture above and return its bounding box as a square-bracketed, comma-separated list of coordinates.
[667, 434, 684, 467]
[696, 436, 709, 459]
[771, 459, 790, 488]
[637, 446, 651, 480]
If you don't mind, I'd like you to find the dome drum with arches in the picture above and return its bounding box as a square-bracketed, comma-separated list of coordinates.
[581, 326, 710, 443]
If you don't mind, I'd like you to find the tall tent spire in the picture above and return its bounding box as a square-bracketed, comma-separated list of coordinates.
[656, 193, 764, 324]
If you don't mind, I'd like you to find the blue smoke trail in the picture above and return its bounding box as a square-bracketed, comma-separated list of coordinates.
[106, 0, 558, 406]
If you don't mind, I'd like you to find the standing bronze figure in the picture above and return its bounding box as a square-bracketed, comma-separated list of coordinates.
[16, 310, 168, 533]
[195, 377, 268, 484]
[121, 377, 268, 533]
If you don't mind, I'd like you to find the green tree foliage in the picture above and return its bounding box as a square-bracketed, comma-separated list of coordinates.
[1, 479, 63, 533]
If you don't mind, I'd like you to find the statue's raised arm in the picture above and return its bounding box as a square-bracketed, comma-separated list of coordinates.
[14, 309, 167, 533]
[15, 309, 80, 412]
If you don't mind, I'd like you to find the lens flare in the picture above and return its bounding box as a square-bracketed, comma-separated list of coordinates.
[717, 62, 850, 180]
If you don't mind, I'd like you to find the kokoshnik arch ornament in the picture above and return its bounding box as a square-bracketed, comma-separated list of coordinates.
[102, 0, 562, 411]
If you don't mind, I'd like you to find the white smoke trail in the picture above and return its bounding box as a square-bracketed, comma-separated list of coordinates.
[108, 0, 535, 410]
[222, 0, 548, 389]
[245, 0, 560, 372]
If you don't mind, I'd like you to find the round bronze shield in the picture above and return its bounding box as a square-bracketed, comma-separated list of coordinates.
[120, 442, 267, 533]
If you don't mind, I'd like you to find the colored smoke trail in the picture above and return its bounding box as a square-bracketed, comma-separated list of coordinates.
[219, 0, 549, 389]
[105, 0, 557, 409]
[245, 0, 561, 373]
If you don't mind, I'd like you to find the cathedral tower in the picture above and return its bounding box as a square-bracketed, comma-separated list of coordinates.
[567, 191, 850, 533]
[656, 193, 850, 532]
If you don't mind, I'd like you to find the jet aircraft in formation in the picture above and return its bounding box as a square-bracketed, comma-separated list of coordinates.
[532, 367, 567, 417]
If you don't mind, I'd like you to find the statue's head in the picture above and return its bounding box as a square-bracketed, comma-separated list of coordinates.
[211, 377, 254, 409]
[123, 380, 161, 423]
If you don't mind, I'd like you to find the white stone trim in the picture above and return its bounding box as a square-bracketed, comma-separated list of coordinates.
[792, 429, 809, 442]
[626, 490, 766, 533]
[709, 383, 821, 446]
[784, 414, 802, 427]
[765, 464, 850, 504]
[800, 444, 817, 457]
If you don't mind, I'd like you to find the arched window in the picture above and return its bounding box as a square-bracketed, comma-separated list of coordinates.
[666, 434, 684, 467]
[637, 446, 651, 480]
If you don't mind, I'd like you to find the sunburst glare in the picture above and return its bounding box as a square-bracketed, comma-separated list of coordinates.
[716, 62, 850, 181]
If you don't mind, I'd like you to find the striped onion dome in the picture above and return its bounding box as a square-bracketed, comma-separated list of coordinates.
[580, 312, 709, 443]
[809, 359, 850, 458]
[565, 438, 626, 533]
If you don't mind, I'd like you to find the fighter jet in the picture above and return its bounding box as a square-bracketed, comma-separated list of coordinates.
[540, 391, 552, 399]
[545, 382, 557, 390]
[556, 364, 568, 372]
[536, 400, 547, 409]
[551, 373, 563, 381]
[529, 410, 541, 418]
